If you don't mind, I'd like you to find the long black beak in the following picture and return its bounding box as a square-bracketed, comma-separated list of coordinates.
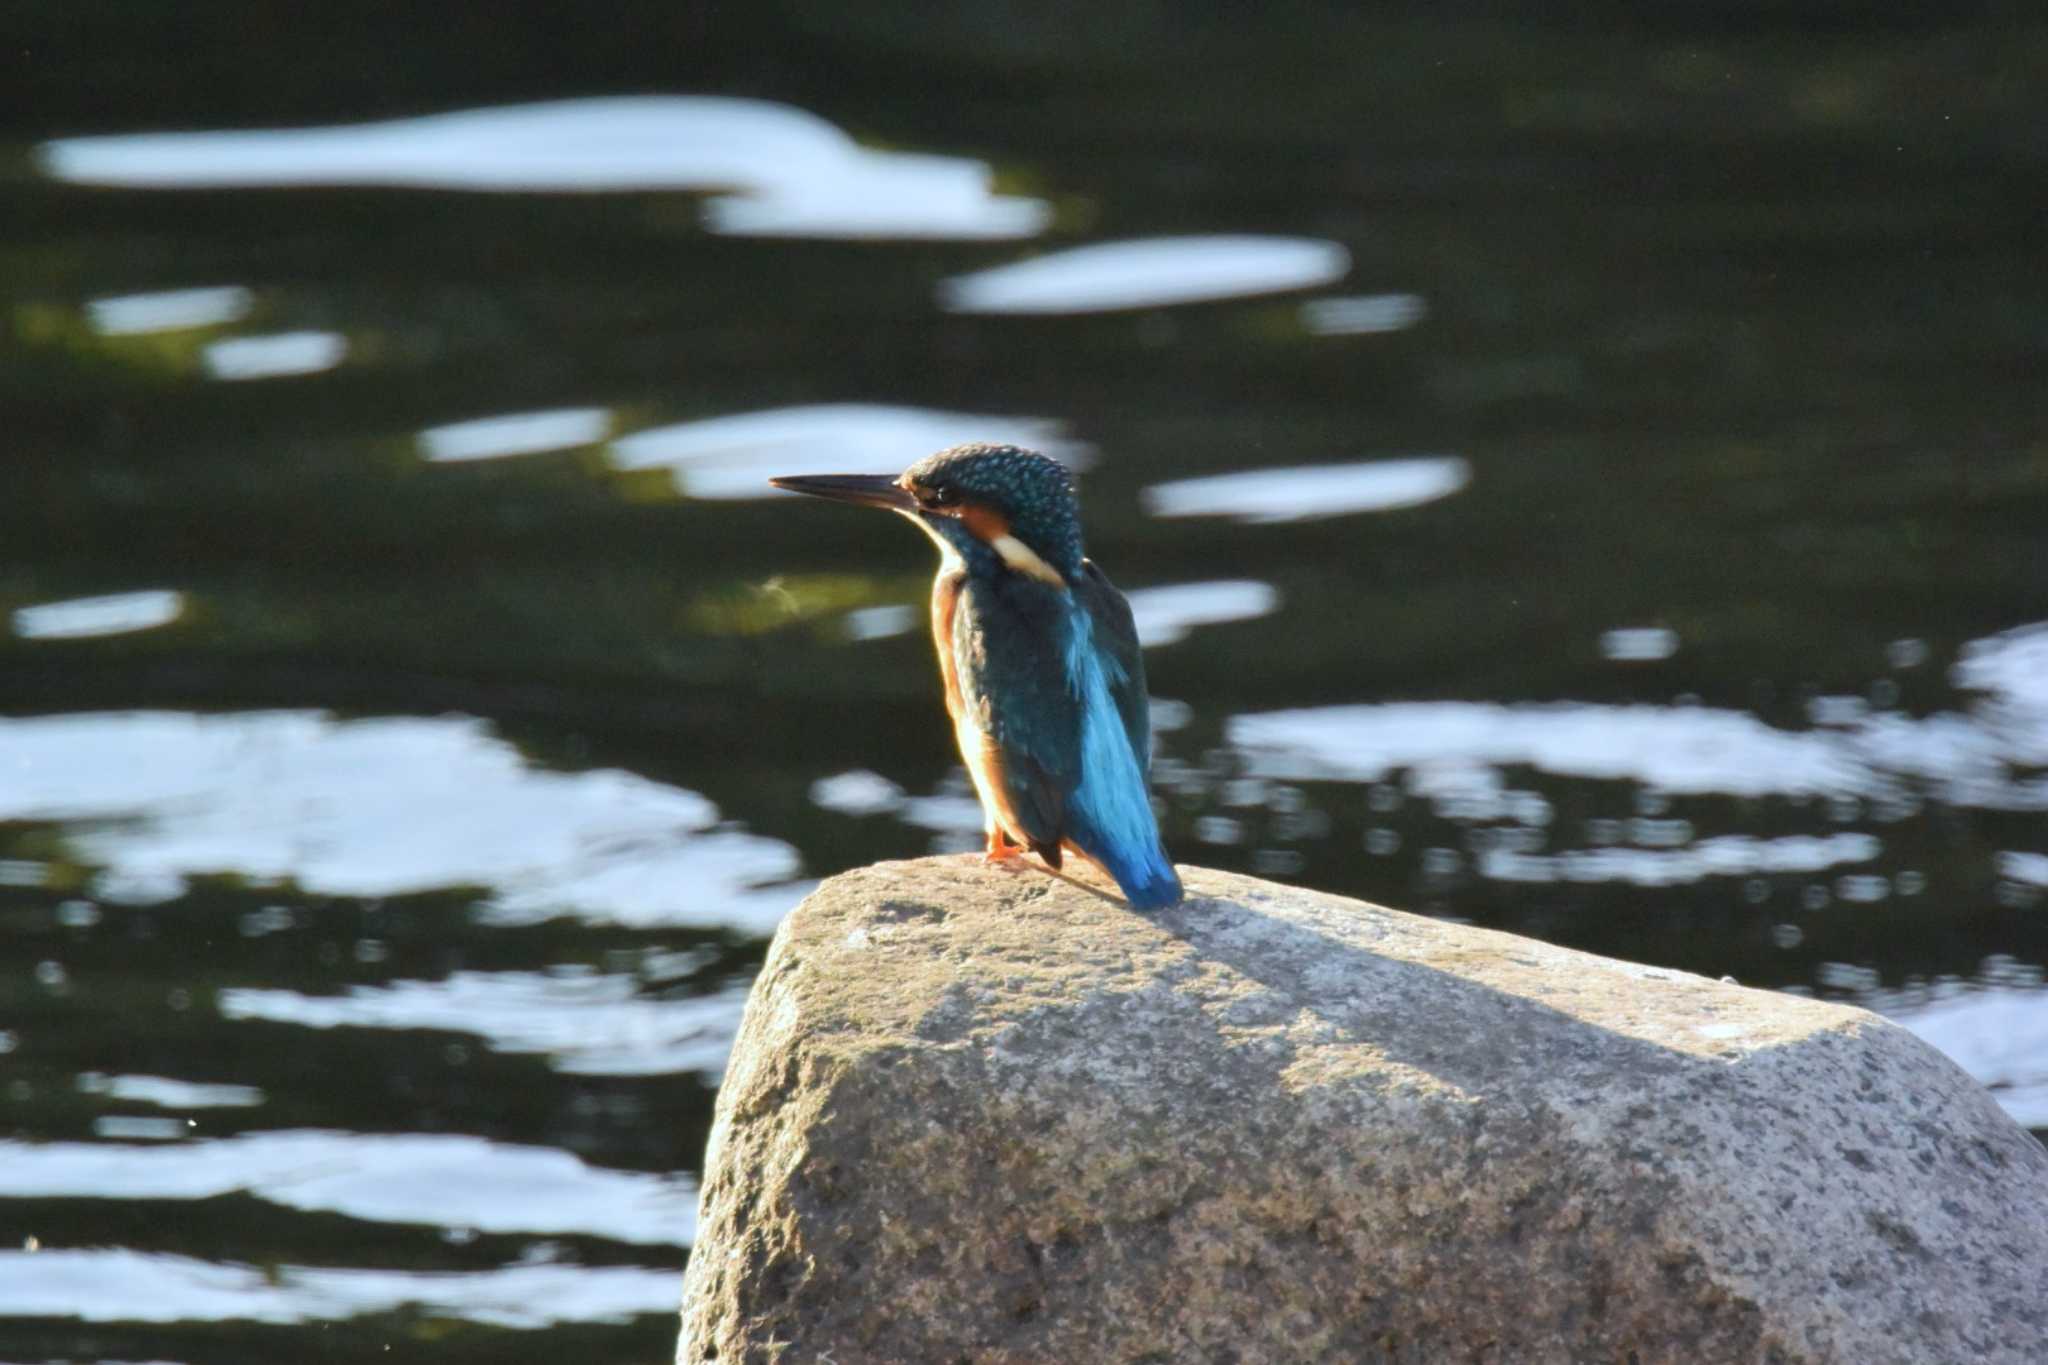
[768, 473, 918, 512]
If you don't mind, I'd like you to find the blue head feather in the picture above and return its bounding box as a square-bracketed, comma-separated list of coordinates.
[902, 443, 1086, 580]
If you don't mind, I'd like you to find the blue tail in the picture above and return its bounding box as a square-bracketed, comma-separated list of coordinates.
[1072, 825, 1183, 910]
[1113, 849, 1184, 910]
[1060, 606, 1184, 910]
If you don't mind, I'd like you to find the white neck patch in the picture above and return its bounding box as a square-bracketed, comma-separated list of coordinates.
[989, 533, 1068, 589]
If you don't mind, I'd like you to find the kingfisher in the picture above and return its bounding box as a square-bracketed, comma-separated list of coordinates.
[770, 443, 1183, 910]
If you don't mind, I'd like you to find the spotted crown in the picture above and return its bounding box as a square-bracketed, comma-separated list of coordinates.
[905, 443, 1085, 575]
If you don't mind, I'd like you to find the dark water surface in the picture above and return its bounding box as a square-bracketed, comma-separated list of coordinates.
[4, 7, 2046, 1361]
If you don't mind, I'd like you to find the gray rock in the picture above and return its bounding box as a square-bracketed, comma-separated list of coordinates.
[679, 857, 2048, 1364]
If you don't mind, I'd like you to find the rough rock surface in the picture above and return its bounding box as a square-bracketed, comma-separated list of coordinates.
[679, 857, 2048, 1364]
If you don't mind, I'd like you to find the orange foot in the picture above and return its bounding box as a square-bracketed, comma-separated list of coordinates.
[984, 828, 1026, 865]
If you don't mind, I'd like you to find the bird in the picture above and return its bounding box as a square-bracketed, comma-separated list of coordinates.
[770, 442, 1183, 910]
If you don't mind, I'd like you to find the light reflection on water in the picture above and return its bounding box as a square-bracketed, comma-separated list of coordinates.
[2002, 852, 2048, 888]
[3, 623, 2043, 1337]
[610, 402, 1092, 499]
[1298, 292, 1429, 335]
[0, 1249, 682, 1328]
[199, 330, 349, 381]
[0, 710, 803, 930]
[36, 96, 1050, 239]
[0, 709, 768, 1332]
[418, 407, 614, 463]
[11, 28, 2047, 1356]
[0, 730, 751, 1337]
[1890, 987, 2048, 1129]
[1124, 580, 1282, 647]
[1226, 677, 2047, 810]
[844, 603, 921, 641]
[220, 972, 750, 1078]
[0, 1130, 693, 1244]
[1954, 623, 2048, 732]
[1142, 457, 1472, 523]
[1474, 834, 1883, 888]
[809, 769, 909, 817]
[12, 589, 186, 641]
[1600, 627, 1680, 662]
[77, 1073, 265, 1109]
[937, 235, 1351, 314]
[84, 285, 254, 336]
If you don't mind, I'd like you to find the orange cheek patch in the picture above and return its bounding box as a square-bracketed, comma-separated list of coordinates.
[957, 502, 1010, 544]
[955, 498, 1067, 587]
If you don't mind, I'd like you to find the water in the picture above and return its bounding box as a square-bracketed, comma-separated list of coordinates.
[5, 9, 2046, 1361]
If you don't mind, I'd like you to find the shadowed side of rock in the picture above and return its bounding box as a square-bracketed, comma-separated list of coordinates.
[678, 857, 2048, 1365]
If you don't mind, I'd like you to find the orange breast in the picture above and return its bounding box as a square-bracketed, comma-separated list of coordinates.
[961, 723, 1030, 844]
[930, 568, 1031, 844]
[930, 569, 965, 722]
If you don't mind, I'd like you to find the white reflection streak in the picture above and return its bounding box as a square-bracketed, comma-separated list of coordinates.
[0, 1249, 680, 1327]
[220, 973, 751, 1078]
[79, 1072, 264, 1109]
[1227, 700, 2039, 806]
[1125, 580, 1281, 647]
[939, 236, 1351, 314]
[37, 96, 1048, 240]
[201, 331, 347, 381]
[707, 150, 1049, 239]
[419, 408, 612, 463]
[1299, 292, 1428, 335]
[901, 793, 986, 833]
[13, 589, 184, 640]
[1953, 622, 2048, 761]
[1481, 834, 1882, 887]
[38, 96, 852, 189]
[2000, 852, 2048, 887]
[844, 604, 919, 641]
[86, 285, 253, 335]
[0, 1130, 694, 1246]
[1142, 458, 1471, 524]
[611, 403, 1091, 500]
[810, 770, 908, 816]
[94, 1116, 190, 1141]
[1601, 627, 1679, 662]
[1893, 989, 2048, 1129]
[0, 711, 801, 931]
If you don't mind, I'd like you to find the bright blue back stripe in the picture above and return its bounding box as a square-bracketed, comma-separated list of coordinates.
[1062, 607, 1182, 909]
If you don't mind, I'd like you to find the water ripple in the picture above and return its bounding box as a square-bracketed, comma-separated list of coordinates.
[1125, 580, 1281, 647]
[12, 590, 185, 641]
[1227, 697, 2044, 808]
[0, 1130, 693, 1246]
[614, 402, 1091, 499]
[220, 972, 750, 1078]
[0, 711, 803, 931]
[1143, 457, 1471, 524]
[0, 1248, 680, 1327]
[939, 235, 1350, 314]
[38, 96, 1048, 240]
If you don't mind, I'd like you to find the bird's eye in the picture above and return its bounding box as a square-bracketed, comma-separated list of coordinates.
[923, 486, 961, 508]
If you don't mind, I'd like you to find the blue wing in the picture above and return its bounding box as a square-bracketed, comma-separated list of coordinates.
[1074, 559, 1152, 776]
[951, 569, 1181, 909]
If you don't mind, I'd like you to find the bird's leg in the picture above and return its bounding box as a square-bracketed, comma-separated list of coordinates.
[984, 826, 1026, 865]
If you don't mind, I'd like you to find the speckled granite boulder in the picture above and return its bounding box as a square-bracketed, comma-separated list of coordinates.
[678, 857, 2048, 1365]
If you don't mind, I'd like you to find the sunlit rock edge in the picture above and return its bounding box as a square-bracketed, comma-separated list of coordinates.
[681, 857, 2048, 1365]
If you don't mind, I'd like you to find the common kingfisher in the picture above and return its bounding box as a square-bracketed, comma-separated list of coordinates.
[771, 443, 1184, 910]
